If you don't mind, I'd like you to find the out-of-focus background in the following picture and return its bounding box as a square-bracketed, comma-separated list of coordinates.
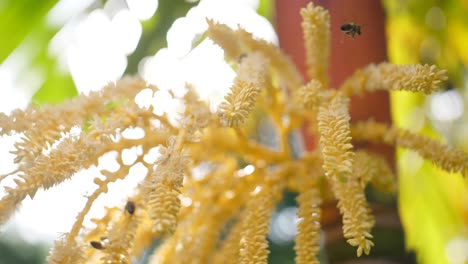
[385, 1, 468, 264]
[0, 0, 466, 263]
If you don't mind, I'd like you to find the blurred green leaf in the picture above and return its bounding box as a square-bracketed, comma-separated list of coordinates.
[0, 0, 58, 62]
[32, 66, 77, 104]
[0, 0, 79, 105]
[257, 0, 273, 22]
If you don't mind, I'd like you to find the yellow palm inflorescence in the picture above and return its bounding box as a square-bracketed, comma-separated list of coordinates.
[0, 3, 463, 264]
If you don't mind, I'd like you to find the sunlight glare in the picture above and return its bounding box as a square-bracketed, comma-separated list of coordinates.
[127, 0, 159, 21]
[189, 0, 276, 44]
[47, 0, 95, 27]
[152, 90, 182, 117]
[143, 0, 276, 112]
[236, 165, 255, 177]
[122, 127, 145, 140]
[143, 48, 185, 93]
[121, 147, 138, 165]
[446, 237, 468, 264]
[180, 196, 193, 207]
[429, 89, 464, 122]
[134, 88, 154, 109]
[166, 16, 206, 58]
[67, 9, 127, 93]
[111, 10, 142, 55]
[269, 207, 298, 245]
[184, 40, 235, 107]
[0, 43, 44, 113]
[238, 0, 259, 10]
[4, 167, 101, 243]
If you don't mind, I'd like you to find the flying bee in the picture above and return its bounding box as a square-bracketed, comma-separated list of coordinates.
[125, 201, 136, 215]
[340, 23, 361, 38]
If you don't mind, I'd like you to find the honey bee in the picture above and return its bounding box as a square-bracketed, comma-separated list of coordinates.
[238, 53, 247, 63]
[125, 201, 136, 215]
[90, 241, 105, 250]
[90, 236, 109, 250]
[340, 23, 361, 38]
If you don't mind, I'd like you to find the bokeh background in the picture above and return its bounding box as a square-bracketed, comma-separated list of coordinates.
[0, 0, 467, 263]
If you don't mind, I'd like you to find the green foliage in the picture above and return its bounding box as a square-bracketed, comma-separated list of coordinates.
[257, 0, 273, 22]
[0, 0, 58, 62]
[384, 1, 468, 263]
[0, 0, 77, 105]
[32, 66, 76, 104]
[0, 235, 48, 264]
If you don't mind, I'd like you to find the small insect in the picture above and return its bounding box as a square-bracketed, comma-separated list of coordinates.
[125, 201, 136, 215]
[238, 53, 247, 63]
[90, 236, 109, 250]
[90, 241, 105, 250]
[340, 23, 361, 38]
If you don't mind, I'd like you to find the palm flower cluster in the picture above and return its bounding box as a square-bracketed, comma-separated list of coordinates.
[0, 3, 465, 264]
